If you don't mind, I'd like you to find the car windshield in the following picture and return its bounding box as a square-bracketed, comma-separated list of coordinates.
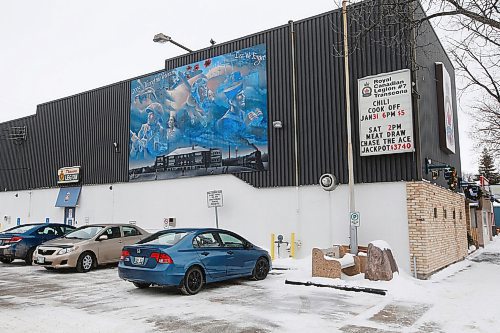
[2, 224, 40, 234]
[138, 231, 189, 246]
[63, 226, 105, 240]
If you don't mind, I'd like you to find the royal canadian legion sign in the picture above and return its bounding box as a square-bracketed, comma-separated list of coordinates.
[358, 69, 414, 156]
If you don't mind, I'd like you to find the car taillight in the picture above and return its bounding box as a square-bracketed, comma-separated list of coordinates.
[120, 250, 130, 261]
[6, 236, 23, 244]
[150, 252, 173, 264]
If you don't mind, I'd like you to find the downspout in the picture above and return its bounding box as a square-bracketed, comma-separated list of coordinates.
[289, 20, 300, 188]
[289, 20, 301, 253]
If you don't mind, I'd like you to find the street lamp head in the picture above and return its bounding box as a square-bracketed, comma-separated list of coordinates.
[153, 33, 172, 44]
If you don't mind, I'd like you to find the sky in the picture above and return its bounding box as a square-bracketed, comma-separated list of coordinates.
[0, 0, 478, 173]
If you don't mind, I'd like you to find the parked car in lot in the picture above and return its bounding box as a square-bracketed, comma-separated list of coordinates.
[0, 223, 76, 264]
[34, 224, 149, 272]
[118, 228, 271, 295]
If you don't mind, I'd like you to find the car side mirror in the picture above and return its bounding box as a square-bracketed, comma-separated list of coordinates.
[244, 242, 253, 249]
[97, 234, 108, 241]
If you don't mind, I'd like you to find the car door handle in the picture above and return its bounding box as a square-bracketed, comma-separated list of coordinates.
[201, 252, 209, 256]
[227, 251, 234, 255]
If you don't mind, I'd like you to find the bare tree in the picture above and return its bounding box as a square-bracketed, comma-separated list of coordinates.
[337, 0, 499, 159]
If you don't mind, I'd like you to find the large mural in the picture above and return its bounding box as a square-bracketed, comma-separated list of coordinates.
[129, 44, 268, 181]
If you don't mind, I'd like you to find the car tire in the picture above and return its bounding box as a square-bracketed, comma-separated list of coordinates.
[133, 282, 151, 289]
[25, 248, 35, 265]
[251, 257, 269, 281]
[76, 252, 95, 273]
[180, 266, 204, 295]
[0, 258, 13, 264]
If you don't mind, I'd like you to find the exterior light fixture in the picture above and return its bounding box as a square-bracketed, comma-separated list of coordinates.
[272, 121, 283, 129]
[153, 33, 193, 53]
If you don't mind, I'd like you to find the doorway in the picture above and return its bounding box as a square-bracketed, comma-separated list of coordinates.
[64, 207, 75, 226]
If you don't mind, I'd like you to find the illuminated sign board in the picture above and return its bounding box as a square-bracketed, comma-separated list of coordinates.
[358, 69, 414, 156]
[57, 166, 81, 184]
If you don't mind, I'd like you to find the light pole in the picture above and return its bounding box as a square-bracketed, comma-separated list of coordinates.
[153, 33, 193, 53]
[342, 0, 358, 255]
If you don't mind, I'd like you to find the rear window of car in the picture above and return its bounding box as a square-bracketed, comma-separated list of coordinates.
[3, 225, 40, 234]
[139, 231, 188, 246]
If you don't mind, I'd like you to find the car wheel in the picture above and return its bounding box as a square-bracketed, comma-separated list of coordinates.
[25, 248, 35, 265]
[0, 258, 13, 264]
[76, 252, 94, 273]
[251, 257, 269, 281]
[44, 267, 55, 271]
[133, 282, 151, 289]
[180, 266, 204, 295]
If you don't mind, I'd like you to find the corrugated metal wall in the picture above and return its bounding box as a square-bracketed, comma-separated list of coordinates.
[1, 2, 460, 191]
[164, 4, 417, 187]
[0, 116, 36, 191]
[414, 8, 462, 187]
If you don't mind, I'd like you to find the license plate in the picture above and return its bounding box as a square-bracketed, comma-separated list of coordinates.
[133, 257, 145, 265]
[37, 256, 45, 264]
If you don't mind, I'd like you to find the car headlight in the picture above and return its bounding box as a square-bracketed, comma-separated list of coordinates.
[57, 247, 75, 255]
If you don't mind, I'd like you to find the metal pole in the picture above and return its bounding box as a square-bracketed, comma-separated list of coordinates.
[215, 206, 219, 228]
[343, 0, 358, 255]
[169, 39, 193, 53]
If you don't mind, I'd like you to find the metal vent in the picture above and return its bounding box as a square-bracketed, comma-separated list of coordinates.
[8, 126, 27, 142]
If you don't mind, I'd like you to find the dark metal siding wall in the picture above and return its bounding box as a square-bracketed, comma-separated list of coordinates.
[32, 81, 131, 188]
[2, 2, 458, 191]
[165, 4, 417, 187]
[0, 116, 36, 191]
[414, 13, 461, 187]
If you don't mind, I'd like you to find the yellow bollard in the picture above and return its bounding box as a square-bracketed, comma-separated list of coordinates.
[290, 233, 295, 258]
[270, 233, 275, 260]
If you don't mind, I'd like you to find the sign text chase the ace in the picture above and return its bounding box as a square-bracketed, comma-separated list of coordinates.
[358, 69, 414, 156]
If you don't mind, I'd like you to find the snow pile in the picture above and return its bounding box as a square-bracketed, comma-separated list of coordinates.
[369, 240, 392, 250]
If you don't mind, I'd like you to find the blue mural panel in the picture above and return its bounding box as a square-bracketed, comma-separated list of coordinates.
[129, 44, 268, 181]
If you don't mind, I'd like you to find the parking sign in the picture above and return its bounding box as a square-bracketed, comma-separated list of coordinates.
[350, 211, 360, 227]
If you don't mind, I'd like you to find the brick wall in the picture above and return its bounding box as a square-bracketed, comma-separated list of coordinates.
[406, 181, 467, 279]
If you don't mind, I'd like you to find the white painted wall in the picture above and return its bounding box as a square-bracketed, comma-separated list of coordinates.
[0, 177, 411, 272]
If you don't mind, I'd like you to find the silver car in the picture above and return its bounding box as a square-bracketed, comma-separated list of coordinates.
[34, 224, 149, 272]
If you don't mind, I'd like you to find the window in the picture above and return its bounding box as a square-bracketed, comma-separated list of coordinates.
[443, 208, 447, 219]
[434, 208, 438, 218]
[122, 226, 140, 237]
[219, 233, 245, 248]
[103, 227, 121, 239]
[59, 226, 76, 234]
[193, 233, 221, 248]
[37, 226, 58, 236]
[65, 226, 104, 240]
[140, 231, 189, 246]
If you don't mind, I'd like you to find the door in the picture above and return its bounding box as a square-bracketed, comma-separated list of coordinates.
[193, 232, 227, 279]
[97, 226, 123, 263]
[482, 211, 490, 245]
[218, 232, 255, 276]
[64, 207, 75, 226]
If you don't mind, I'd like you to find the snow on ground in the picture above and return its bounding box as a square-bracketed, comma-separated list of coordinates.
[1, 237, 500, 332]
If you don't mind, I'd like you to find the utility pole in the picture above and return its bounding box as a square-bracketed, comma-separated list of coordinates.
[343, 0, 358, 255]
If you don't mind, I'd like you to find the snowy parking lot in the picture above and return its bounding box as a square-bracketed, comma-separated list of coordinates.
[1, 238, 500, 333]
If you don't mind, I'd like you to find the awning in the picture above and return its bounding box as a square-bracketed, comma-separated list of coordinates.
[55, 187, 81, 207]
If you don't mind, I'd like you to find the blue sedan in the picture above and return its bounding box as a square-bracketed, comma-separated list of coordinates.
[0, 223, 76, 264]
[118, 228, 271, 295]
